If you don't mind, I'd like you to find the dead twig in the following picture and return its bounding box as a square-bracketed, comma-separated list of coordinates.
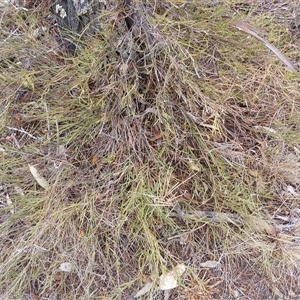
[232, 20, 299, 77]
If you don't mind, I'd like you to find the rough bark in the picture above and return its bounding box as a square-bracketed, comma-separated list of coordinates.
[51, 0, 149, 57]
[51, 0, 106, 53]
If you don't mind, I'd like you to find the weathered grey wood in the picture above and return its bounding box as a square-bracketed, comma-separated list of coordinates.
[51, 0, 106, 53]
[51, 0, 148, 55]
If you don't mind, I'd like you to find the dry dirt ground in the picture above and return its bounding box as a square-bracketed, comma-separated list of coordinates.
[1, 1, 300, 299]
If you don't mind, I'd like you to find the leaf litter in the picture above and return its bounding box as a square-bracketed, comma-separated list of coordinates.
[0, 1, 300, 299]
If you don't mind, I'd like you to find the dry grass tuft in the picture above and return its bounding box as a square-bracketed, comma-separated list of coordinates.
[1, 1, 300, 299]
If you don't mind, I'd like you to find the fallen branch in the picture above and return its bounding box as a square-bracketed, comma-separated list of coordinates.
[232, 20, 299, 77]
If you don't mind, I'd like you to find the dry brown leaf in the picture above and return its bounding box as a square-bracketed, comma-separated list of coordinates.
[249, 216, 276, 236]
[28, 164, 50, 190]
[59, 262, 73, 272]
[159, 264, 186, 291]
[134, 281, 153, 298]
[6, 194, 14, 214]
[199, 260, 220, 268]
